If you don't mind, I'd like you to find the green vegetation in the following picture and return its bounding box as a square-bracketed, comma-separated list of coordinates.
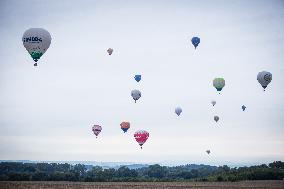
[0, 161, 283, 182]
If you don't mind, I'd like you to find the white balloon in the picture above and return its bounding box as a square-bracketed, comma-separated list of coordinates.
[257, 71, 272, 90]
[22, 28, 51, 66]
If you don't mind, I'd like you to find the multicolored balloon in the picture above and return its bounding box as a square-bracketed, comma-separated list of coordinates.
[213, 78, 225, 93]
[131, 89, 141, 103]
[134, 130, 149, 149]
[120, 122, 130, 133]
[92, 125, 102, 138]
[107, 48, 113, 55]
[134, 75, 141, 82]
[191, 37, 200, 49]
[257, 71, 272, 91]
[22, 28, 51, 66]
[175, 107, 182, 116]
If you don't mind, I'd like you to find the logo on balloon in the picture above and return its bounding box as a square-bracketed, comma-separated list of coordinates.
[23, 36, 42, 43]
[264, 74, 271, 82]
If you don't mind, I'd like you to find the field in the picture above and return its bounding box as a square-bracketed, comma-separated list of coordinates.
[0, 181, 283, 189]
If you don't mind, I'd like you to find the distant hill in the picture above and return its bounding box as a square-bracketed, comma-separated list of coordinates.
[0, 160, 215, 170]
[115, 164, 149, 169]
[0, 160, 150, 169]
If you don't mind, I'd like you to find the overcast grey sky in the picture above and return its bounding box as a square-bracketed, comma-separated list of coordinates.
[0, 0, 283, 166]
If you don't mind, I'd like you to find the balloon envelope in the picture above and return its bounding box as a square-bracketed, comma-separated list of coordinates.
[191, 37, 200, 49]
[214, 116, 219, 122]
[107, 48, 113, 55]
[206, 150, 211, 154]
[134, 130, 149, 149]
[134, 75, 141, 82]
[22, 28, 51, 65]
[175, 107, 182, 116]
[213, 78, 225, 92]
[92, 125, 102, 137]
[211, 101, 216, 106]
[120, 122, 130, 133]
[131, 89, 141, 103]
[257, 71, 272, 90]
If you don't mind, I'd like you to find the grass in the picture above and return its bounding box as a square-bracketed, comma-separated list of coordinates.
[0, 180, 284, 189]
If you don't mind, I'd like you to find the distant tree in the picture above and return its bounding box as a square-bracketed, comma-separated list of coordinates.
[31, 171, 48, 181]
[116, 166, 137, 178]
[219, 165, 230, 173]
[269, 161, 284, 169]
[147, 164, 168, 178]
[0, 161, 284, 182]
[217, 175, 224, 181]
[190, 169, 199, 178]
[72, 164, 86, 180]
[7, 173, 22, 181]
[178, 171, 192, 179]
[102, 168, 115, 181]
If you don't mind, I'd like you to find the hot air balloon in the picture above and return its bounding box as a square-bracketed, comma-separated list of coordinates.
[206, 150, 211, 154]
[191, 37, 200, 49]
[134, 75, 141, 82]
[92, 125, 102, 138]
[214, 116, 219, 122]
[213, 78, 225, 93]
[22, 28, 51, 66]
[242, 105, 246, 111]
[211, 100, 216, 106]
[120, 122, 130, 133]
[134, 130, 149, 149]
[107, 48, 113, 55]
[257, 71, 272, 91]
[175, 107, 182, 116]
[131, 89, 141, 103]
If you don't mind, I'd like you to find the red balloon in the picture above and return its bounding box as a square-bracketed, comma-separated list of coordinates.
[134, 130, 149, 149]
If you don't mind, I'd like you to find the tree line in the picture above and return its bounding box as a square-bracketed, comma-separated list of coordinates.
[0, 161, 283, 182]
